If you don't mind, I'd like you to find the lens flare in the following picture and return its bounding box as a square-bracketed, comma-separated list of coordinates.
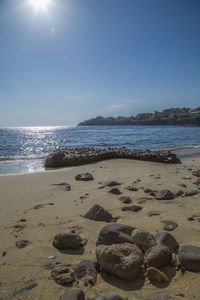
[29, 0, 50, 10]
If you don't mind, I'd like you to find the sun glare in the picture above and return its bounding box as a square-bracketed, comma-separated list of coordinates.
[29, 0, 50, 10]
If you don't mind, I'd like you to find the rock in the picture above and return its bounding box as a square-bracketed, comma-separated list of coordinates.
[193, 179, 200, 185]
[146, 267, 169, 282]
[74, 259, 97, 286]
[125, 186, 138, 191]
[160, 220, 178, 231]
[179, 183, 187, 188]
[75, 173, 94, 181]
[187, 215, 197, 221]
[150, 294, 176, 300]
[147, 211, 161, 217]
[176, 190, 184, 197]
[109, 188, 121, 195]
[53, 232, 82, 250]
[131, 229, 156, 253]
[96, 243, 143, 280]
[155, 190, 175, 200]
[59, 289, 85, 300]
[178, 245, 200, 271]
[119, 196, 132, 203]
[96, 293, 128, 300]
[121, 205, 142, 212]
[183, 176, 191, 180]
[101, 181, 121, 187]
[15, 240, 29, 249]
[192, 171, 200, 177]
[51, 182, 71, 191]
[183, 190, 199, 197]
[96, 223, 136, 245]
[154, 232, 179, 253]
[84, 204, 113, 222]
[144, 245, 172, 268]
[51, 266, 75, 285]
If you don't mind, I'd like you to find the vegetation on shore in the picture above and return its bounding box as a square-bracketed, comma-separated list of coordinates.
[78, 107, 200, 126]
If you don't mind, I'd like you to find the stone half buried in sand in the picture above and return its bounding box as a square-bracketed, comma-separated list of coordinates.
[84, 204, 114, 222]
[96, 293, 128, 300]
[74, 259, 97, 286]
[44, 147, 181, 168]
[121, 205, 142, 212]
[150, 294, 176, 300]
[155, 190, 175, 200]
[96, 243, 144, 280]
[75, 173, 94, 181]
[146, 267, 169, 283]
[53, 232, 83, 250]
[51, 265, 75, 285]
[178, 245, 200, 271]
[59, 289, 85, 300]
[96, 223, 136, 245]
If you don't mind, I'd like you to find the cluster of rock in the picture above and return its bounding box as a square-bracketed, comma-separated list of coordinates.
[45, 147, 180, 168]
[52, 223, 200, 300]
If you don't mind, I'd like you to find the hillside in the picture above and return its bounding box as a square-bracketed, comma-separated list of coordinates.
[78, 107, 200, 126]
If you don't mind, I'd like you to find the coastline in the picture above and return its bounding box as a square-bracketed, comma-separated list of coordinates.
[1, 156, 200, 299]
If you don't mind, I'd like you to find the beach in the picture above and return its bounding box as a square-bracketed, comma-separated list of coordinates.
[1, 156, 200, 300]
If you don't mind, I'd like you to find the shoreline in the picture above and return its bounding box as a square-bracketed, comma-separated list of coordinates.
[0, 144, 200, 176]
[1, 157, 200, 299]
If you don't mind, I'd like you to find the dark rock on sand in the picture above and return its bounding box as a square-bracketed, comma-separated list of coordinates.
[119, 196, 132, 203]
[176, 190, 184, 197]
[160, 220, 178, 231]
[96, 223, 135, 245]
[51, 265, 75, 285]
[183, 190, 199, 197]
[150, 294, 176, 300]
[51, 182, 71, 191]
[84, 204, 113, 222]
[75, 259, 97, 286]
[121, 205, 142, 212]
[155, 232, 179, 253]
[147, 211, 161, 217]
[53, 232, 82, 250]
[146, 267, 169, 283]
[125, 186, 138, 191]
[109, 188, 121, 195]
[155, 190, 175, 200]
[15, 240, 29, 249]
[75, 173, 94, 181]
[101, 181, 121, 187]
[178, 245, 200, 271]
[59, 289, 85, 300]
[131, 229, 156, 253]
[144, 245, 172, 268]
[96, 243, 143, 280]
[96, 293, 128, 300]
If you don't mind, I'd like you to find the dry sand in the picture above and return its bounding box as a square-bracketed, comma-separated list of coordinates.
[0, 157, 200, 300]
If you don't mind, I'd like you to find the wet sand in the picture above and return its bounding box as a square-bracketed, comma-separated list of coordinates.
[0, 157, 200, 299]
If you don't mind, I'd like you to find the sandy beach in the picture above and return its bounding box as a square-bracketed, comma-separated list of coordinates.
[1, 157, 200, 300]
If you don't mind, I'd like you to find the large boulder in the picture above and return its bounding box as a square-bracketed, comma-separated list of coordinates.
[74, 259, 97, 286]
[59, 289, 85, 300]
[131, 229, 156, 253]
[155, 190, 175, 200]
[84, 204, 113, 222]
[155, 232, 179, 253]
[96, 243, 143, 280]
[53, 232, 82, 250]
[144, 245, 172, 268]
[178, 245, 200, 271]
[96, 223, 135, 245]
[96, 293, 128, 300]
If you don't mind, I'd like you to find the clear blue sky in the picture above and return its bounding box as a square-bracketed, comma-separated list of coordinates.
[0, 0, 200, 126]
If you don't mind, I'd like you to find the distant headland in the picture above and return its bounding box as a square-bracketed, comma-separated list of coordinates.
[78, 107, 200, 126]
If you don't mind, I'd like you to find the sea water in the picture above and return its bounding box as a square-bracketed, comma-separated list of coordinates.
[0, 125, 200, 175]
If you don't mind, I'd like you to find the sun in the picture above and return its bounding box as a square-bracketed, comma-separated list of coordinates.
[29, 0, 50, 10]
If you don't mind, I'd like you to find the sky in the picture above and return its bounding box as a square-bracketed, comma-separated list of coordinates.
[0, 0, 200, 126]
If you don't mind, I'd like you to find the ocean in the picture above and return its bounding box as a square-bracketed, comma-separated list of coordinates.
[0, 125, 200, 175]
